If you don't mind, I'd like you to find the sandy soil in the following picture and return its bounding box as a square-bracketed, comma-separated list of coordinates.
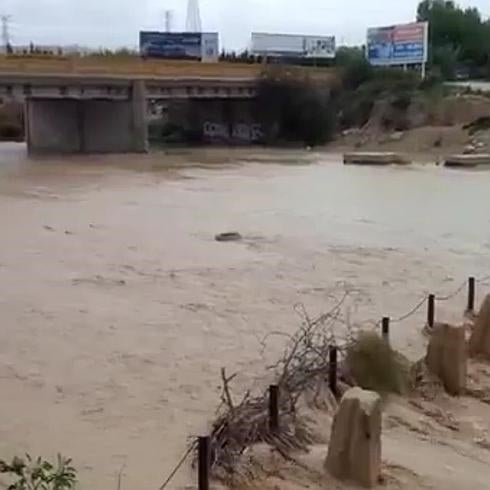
[239, 358, 490, 490]
[0, 144, 490, 489]
[332, 125, 473, 161]
[332, 93, 490, 159]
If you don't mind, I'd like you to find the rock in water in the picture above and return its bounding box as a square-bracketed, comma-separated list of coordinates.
[426, 323, 467, 396]
[325, 387, 382, 488]
[215, 232, 242, 242]
[469, 294, 490, 359]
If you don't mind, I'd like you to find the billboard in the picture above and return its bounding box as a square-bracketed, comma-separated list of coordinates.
[139, 32, 219, 61]
[367, 22, 428, 66]
[251, 33, 336, 59]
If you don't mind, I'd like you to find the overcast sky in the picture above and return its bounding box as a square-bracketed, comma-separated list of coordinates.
[2, 0, 489, 49]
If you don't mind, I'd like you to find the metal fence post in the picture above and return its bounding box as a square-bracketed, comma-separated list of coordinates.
[198, 436, 210, 490]
[329, 346, 338, 397]
[427, 294, 435, 329]
[382, 317, 390, 343]
[468, 277, 475, 313]
[269, 385, 279, 432]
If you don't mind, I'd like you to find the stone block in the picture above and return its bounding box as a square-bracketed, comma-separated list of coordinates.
[469, 294, 490, 359]
[326, 387, 382, 488]
[426, 323, 467, 395]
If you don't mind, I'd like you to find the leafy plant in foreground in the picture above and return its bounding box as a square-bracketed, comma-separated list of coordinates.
[0, 454, 77, 490]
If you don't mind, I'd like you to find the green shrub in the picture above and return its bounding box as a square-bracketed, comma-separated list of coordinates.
[0, 454, 76, 490]
[0, 124, 23, 140]
[464, 116, 490, 135]
[345, 332, 410, 395]
[336, 68, 422, 129]
[336, 47, 373, 90]
[338, 93, 374, 129]
[255, 71, 336, 146]
[391, 91, 413, 111]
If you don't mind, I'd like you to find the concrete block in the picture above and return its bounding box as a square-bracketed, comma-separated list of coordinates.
[469, 294, 490, 359]
[343, 152, 410, 166]
[326, 387, 382, 488]
[444, 154, 490, 167]
[426, 323, 467, 396]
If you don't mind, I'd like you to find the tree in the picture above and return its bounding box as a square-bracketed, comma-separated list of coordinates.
[255, 69, 336, 146]
[417, 0, 490, 78]
[335, 46, 373, 89]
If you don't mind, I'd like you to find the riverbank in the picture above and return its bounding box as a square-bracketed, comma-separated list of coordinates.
[237, 354, 490, 490]
[1, 146, 489, 488]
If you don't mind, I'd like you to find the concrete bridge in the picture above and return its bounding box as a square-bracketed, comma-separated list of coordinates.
[0, 73, 257, 154]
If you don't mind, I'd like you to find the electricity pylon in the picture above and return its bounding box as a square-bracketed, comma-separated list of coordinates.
[186, 0, 202, 32]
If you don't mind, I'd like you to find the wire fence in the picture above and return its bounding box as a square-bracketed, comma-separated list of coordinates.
[156, 274, 490, 489]
[158, 442, 196, 490]
[382, 274, 490, 326]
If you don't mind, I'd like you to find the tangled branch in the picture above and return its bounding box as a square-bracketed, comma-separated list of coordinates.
[207, 291, 362, 481]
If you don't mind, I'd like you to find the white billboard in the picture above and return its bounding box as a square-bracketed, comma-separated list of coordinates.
[251, 33, 336, 59]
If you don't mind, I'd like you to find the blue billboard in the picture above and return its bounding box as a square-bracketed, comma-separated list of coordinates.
[139, 32, 219, 61]
[367, 22, 428, 66]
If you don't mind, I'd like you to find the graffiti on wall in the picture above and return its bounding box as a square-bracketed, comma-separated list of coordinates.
[203, 122, 263, 143]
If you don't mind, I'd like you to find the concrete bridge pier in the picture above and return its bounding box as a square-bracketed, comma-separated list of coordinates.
[25, 80, 148, 154]
[130, 80, 148, 153]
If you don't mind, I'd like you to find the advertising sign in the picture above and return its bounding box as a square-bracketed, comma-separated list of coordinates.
[139, 32, 219, 61]
[304, 36, 336, 58]
[367, 22, 428, 66]
[251, 33, 336, 59]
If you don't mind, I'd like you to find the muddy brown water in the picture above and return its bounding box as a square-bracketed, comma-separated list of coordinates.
[1, 143, 490, 489]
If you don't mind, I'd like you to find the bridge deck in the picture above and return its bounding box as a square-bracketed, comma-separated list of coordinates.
[0, 56, 337, 101]
[0, 55, 337, 82]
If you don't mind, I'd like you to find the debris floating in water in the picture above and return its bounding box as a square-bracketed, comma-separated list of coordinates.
[215, 232, 242, 242]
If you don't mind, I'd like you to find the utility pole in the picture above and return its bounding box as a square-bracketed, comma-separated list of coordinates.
[164, 10, 173, 32]
[1, 15, 11, 52]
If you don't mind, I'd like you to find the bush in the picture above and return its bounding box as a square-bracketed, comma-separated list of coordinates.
[391, 91, 413, 111]
[464, 116, 490, 135]
[432, 45, 460, 80]
[345, 332, 410, 395]
[338, 93, 374, 129]
[0, 124, 23, 140]
[337, 68, 424, 130]
[255, 70, 336, 146]
[419, 71, 444, 90]
[0, 454, 76, 490]
[336, 47, 373, 90]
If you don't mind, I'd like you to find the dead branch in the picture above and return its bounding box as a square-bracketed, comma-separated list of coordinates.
[204, 289, 366, 483]
[220, 368, 237, 411]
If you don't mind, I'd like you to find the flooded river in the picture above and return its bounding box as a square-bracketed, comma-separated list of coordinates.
[1, 143, 490, 489]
